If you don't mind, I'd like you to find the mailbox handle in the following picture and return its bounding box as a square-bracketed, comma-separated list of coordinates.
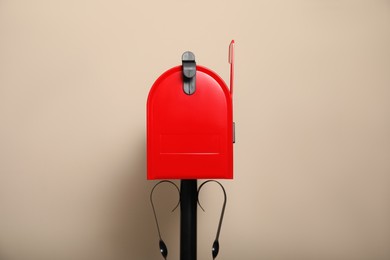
[229, 40, 235, 97]
[182, 51, 197, 95]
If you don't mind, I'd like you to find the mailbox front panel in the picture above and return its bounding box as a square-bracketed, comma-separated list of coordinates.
[147, 65, 233, 180]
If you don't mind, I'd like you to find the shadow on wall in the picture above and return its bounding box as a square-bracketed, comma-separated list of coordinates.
[106, 135, 180, 260]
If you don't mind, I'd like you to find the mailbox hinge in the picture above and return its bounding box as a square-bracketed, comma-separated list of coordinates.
[182, 51, 196, 95]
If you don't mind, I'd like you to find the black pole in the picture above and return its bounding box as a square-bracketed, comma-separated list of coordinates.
[180, 180, 197, 260]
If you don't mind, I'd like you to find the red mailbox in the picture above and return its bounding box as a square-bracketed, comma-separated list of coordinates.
[147, 41, 235, 180]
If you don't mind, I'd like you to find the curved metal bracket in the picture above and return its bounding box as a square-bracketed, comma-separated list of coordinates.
[150, 181, 180, 259]
[197, 180, 227, 259]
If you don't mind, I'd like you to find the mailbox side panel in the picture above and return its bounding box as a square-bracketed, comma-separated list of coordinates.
[147, 66, 233, 180]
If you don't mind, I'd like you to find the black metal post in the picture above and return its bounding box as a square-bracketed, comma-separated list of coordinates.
[180, 180, 197, 260]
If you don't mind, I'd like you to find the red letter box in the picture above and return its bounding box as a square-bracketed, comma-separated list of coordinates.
[147, 41, 235, 180]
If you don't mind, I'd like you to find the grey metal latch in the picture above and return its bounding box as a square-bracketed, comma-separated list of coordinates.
[182, 51, 196, 95]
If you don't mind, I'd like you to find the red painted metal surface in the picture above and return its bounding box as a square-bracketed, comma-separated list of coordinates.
[147, 42, 234, 180]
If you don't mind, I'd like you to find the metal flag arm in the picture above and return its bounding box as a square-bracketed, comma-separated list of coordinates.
[229, 40, 235, 97]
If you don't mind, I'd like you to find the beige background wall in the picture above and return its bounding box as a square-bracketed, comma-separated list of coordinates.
[1, 0, 389, 259]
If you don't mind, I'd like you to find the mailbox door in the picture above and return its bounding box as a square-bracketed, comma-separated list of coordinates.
[147, 65, 233, 180]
